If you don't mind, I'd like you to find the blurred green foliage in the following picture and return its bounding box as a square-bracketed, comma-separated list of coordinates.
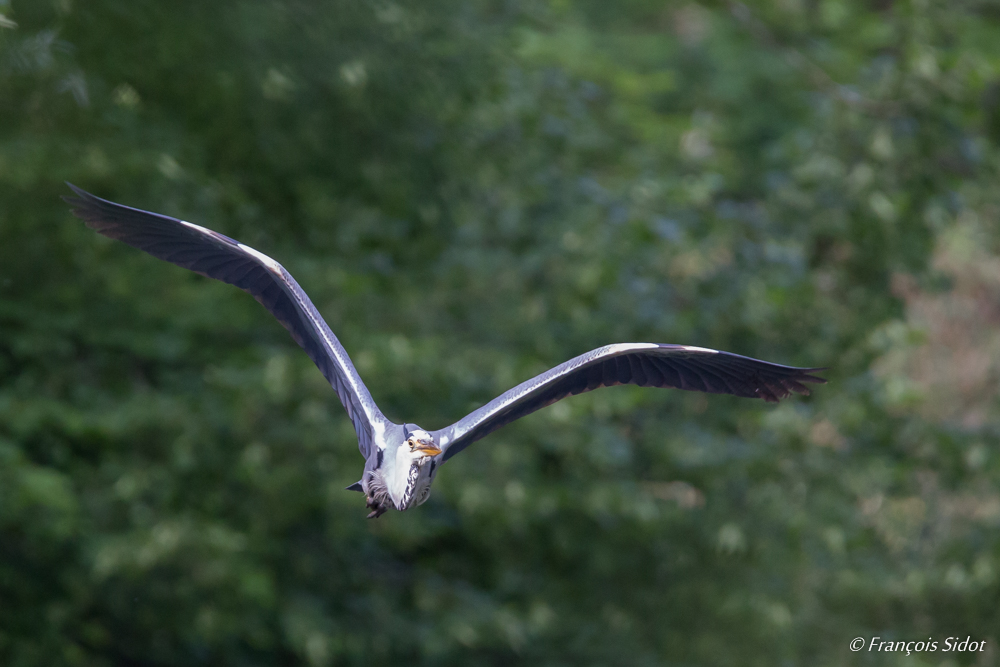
[2, 0, 1000, 664]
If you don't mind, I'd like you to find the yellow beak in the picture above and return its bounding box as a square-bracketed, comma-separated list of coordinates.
[412, 441, 442, 457]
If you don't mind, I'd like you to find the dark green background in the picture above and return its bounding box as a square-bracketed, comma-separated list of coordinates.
[2, 0, 999, 665]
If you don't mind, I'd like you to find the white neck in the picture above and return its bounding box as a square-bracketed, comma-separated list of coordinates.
[386, 444, 415, 504]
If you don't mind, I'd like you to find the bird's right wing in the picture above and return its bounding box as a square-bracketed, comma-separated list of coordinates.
[433, 343, 826, 461]
[64, 184, 389, 457]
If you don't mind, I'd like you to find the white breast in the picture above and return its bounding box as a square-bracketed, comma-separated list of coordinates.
[383, 444, 412, 505]
[383, 445, 440, 510]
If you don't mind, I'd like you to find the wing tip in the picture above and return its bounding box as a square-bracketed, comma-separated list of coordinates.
[63, 183, 104, 223]
[754, 368, 828, 402]
[796, 369, 828, 385]
[64, 182, 98, 204]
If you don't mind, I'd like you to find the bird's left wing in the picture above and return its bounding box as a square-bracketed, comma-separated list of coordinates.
[64, 184, 388, 457]
[433, 343, 825, 461]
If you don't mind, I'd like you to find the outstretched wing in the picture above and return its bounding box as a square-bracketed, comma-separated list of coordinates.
[64, 184, 388, 457]
[434, 343, 825, 461]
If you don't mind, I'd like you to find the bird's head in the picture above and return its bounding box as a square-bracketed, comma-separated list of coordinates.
[405, 428, 441, 460]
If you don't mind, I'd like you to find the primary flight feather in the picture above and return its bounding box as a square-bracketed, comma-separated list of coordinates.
[64, 184, 826, 518]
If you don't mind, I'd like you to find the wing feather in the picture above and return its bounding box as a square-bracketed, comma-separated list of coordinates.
[434, 343, 825, 461]
[638, 355, 663, 387]
[64, 184, 387, 457]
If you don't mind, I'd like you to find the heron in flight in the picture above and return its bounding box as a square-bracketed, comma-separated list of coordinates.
[65, 184, 826, 518]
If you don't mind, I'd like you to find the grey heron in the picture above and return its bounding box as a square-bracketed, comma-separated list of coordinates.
[64, 184, 826, 518]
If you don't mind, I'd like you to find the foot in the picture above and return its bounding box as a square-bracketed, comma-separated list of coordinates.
[366, 495, 386, 519]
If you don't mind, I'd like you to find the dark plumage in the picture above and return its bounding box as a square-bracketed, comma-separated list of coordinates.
[65, 184, 826, 517]
[432, 343, 825, 462]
